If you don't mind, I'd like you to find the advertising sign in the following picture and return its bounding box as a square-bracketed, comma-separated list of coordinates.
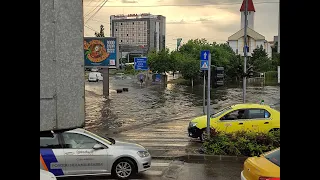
[84, 37, 118, 67]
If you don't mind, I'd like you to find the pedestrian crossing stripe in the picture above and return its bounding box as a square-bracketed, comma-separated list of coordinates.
[201, 62, 208, 69]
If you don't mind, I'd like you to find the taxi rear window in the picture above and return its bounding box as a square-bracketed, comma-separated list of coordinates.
[264, 149, 280, 167]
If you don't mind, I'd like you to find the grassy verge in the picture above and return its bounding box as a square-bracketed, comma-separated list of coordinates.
[203, 129, 280, 157]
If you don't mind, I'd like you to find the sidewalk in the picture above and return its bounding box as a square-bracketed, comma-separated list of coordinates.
[162, 160, 244, 180]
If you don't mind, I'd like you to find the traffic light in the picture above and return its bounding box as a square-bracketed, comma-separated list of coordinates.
[213, 67, 224, 87]
[247, 66, 254, 78]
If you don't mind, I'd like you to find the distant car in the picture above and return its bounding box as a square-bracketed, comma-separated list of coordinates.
[241, 148, 280, 180]
[40, 169, 57, 180]
[91, 67, 99, 72]
[40, 128, 151, 179]
[188, 104, 280, 141]
[88, 72, 103, 82]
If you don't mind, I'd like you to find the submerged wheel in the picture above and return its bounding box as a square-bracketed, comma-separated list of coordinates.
[199, 129, 206, 142]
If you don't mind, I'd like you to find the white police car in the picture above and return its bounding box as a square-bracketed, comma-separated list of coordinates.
[40, 128, 151, 179]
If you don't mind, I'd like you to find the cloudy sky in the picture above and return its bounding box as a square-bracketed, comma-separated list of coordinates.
[83, 0, 279, 50]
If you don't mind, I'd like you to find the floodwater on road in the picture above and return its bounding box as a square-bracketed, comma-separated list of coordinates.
[84, 74, 280, 136]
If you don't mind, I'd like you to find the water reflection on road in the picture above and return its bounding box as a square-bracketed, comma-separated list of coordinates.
[85, 74, 280, 135]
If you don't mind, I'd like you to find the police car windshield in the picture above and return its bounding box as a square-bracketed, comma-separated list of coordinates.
[84, 130, 113, 145]
[211, 106, 232, 118]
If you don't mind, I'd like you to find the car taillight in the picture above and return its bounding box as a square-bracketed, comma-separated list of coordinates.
[259, 177, 280, 180]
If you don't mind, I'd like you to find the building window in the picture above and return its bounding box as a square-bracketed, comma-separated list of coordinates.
[127, 34, 128, 36]
[144, 33, 146, 36]
[133, 40, 135, 42]
[133, 22, 134, 25]
[133, 34, 134, 36]
[144, 21, 146, 24]
[132, 28, 134, 30]
[121, 34, 123, 36]
[138, 34, 140, 36]
[127, 40, 129, 42]
[138, 40, 140, 42]
[121, 40, 122, 42]
[116, 29, 117, 31]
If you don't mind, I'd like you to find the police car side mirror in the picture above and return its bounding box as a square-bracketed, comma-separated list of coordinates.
[93, 143, 104, 150]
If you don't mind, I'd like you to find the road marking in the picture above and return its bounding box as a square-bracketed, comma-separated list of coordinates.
[141, 143, 188, 147]
[142, 170, 163, 176]
[151, 162, 170, 167]
[119, 138, 189, 142]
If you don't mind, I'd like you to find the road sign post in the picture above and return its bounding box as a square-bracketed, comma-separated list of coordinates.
[206, 53, 211, 138]
[203, 71, 206, 115]
[200, 50, 211, 138]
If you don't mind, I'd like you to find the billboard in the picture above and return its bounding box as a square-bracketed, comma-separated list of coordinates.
[84, 37, 119, 67]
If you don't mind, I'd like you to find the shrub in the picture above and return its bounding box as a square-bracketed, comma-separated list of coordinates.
[202, 128, 280, 157]
[124, 64, 134, 71]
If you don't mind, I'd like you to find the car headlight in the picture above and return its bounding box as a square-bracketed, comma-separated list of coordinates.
[137, 151, 150, 158]
[189, 122, 197, 127]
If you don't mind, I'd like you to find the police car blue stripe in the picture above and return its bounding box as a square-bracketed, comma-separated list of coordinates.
[40, 149, 64, 176]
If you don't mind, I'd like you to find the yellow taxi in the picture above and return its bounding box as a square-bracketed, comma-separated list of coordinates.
[241, 148, 280, 180]
[188, 104, 280, 141]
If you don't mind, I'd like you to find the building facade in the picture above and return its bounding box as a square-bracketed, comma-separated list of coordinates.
[110, 13, 166, 54]
[227, 0, 272, 58]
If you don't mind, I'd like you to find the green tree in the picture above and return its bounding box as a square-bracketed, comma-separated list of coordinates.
[180, 55, 200, 81]
[169, 51, 183, 75]
[249, 45, 272, 72]
[95, 25, 105, 37]
[147, 48, 171, 73]
[226, 55, 243, 81]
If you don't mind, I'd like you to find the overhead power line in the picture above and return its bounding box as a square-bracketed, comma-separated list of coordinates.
[84, 1, 279, 8]
[84, 24, 98, 32]
[84, 0, 104, 18]
[85, 0, 109, 24]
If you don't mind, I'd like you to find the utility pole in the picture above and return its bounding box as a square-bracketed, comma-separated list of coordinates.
[243, 0, 248, 103]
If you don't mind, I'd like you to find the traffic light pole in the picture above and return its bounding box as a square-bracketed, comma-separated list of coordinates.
[243, 0, 248, 103]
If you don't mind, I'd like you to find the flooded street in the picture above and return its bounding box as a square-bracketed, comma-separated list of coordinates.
[82, 74, 279, 179]
[85, 74, 280, 136]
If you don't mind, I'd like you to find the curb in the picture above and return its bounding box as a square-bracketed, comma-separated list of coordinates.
[152, 154, 247, 162]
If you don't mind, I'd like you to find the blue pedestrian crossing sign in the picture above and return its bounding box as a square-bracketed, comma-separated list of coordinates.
[200, 50, 210, 70]
[200, 60, 209, 70]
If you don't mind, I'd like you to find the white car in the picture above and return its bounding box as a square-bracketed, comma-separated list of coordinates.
[88, 72, 103, 82]
[40, 169, 57, 180]
[40, 128, 151, 179]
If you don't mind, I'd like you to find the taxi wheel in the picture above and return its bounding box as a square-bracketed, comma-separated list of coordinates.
[199, 129, 206, 142]
[269, 128, 280, 133]
[112, 158, 136, 179]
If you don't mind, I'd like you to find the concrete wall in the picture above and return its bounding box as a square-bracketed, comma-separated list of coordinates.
[229, 38, 271, 58]
[40, 0, 85, 131]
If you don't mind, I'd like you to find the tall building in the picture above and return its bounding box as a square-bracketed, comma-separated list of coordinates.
[227, 0, 272, 58]
[110, 13, 166, 54]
